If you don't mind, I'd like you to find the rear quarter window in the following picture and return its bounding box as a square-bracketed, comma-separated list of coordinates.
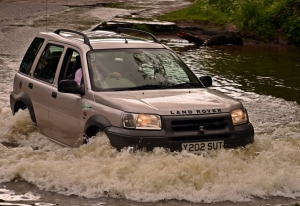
[19, 37, 44, 75]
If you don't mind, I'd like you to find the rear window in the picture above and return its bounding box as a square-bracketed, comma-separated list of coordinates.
[19, 37, 44, 75]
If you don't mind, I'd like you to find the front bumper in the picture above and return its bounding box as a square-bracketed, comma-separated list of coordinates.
[105, 122, 254, 152]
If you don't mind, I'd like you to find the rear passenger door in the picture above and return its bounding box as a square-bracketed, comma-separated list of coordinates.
[31, 43, 64, 137]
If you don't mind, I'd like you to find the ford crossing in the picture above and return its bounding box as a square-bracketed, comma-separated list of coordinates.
[10, 28, 254, 153]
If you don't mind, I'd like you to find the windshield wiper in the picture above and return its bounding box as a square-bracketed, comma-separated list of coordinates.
[164, 82, 203, 88]
[114, 83, 202, 91]
[114, 84, 166, 91]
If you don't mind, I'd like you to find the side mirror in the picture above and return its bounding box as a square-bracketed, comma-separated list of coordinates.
[199, 76, 212, 87]
[58, 80, 85, 95]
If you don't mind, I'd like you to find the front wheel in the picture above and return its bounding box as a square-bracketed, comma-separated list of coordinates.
[83, 126, 103, 144]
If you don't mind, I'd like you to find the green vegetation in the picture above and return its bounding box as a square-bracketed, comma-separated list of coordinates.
[132, 24, 152, 32]
[159, 0, 300, 45]
[101, 21, 108, 26]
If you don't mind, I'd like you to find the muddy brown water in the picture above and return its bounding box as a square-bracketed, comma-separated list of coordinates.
[1, 43, 300, 206]
[1, 1, 300, 206]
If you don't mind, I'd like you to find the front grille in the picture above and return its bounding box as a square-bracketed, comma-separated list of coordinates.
[162, 113, 234, 141]
[171, 118, 227, 132]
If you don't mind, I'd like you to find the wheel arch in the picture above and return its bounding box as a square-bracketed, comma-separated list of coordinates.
[84, 114, 112, 137]
[10, 92, 37, 124]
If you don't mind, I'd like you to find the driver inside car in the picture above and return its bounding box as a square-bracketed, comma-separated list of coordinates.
[90, 59, 123, 88]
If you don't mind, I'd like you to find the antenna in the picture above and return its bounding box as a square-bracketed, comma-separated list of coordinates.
[46, 0, 48, 30]
[108, 7, 114, 21]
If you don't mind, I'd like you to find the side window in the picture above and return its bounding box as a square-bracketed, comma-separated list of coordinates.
[58, 49, 82, 84]
[33, 44, 64, 83]
[19, 37, 44, 75]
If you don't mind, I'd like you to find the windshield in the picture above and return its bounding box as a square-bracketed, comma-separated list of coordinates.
[87, 48, 200, 91]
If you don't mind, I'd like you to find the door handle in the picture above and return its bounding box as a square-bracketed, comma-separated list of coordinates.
[28, 83, 33, 89]
[51, 92, 57, 99]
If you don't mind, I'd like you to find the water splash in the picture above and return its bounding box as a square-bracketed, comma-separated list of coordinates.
[1, 45, 300, 204]
[1, 108, 300, 203]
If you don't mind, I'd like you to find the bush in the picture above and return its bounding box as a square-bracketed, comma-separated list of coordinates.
[235, 0, 275, 37]
[286, 17, 300, 45]
[159, 0, 300, 45]
[272, 0, 300, 44]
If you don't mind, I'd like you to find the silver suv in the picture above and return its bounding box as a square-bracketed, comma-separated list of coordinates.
[10, 28, 254, 153]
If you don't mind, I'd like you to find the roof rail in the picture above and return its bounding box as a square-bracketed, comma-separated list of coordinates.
[115, 27, 160, 44]
[54, 29, 93, 50]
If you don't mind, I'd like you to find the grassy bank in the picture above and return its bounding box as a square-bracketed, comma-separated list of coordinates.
[158, 0, 300, 45]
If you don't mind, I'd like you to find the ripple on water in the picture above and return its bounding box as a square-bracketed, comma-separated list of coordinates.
[0, 188, 57, 205]
[0, 188, 39, 201]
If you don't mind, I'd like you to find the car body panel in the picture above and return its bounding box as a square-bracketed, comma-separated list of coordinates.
[10, 28, 254, 152]
[48, 90, 84, 146]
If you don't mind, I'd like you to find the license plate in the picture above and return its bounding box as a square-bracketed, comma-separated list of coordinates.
[182, 141, 224, 153]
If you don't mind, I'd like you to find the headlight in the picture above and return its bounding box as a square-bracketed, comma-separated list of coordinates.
[122, 113, 161, 130]
[231, 108, 248, 125]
